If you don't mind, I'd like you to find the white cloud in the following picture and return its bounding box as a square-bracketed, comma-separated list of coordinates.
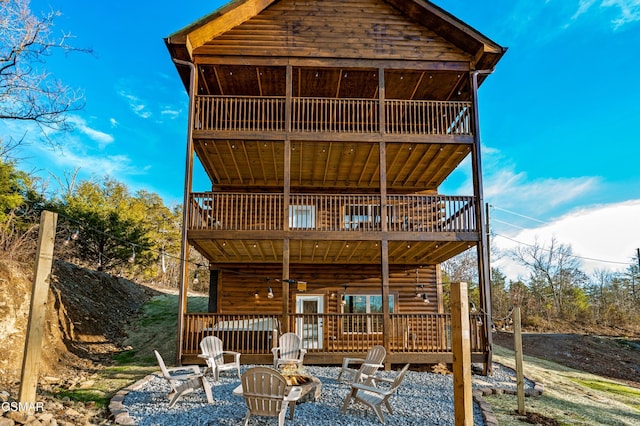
[484, 170, 598, 216]
[450, 145, 600, 218]
[160, 108, 181, 119]
[118, 90, 152, 119]
[493, 200, 640, 280]
[602, 0, 640, 28]
[67, 115, 114, 148]
[568, 0, 640, 29]
[110, 118, 119, 127]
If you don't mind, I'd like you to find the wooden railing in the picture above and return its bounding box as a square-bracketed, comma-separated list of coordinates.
[182, 312, 487, 355]
[183, 313, 281, 355]
[189, 192, 477, 233]
[194, 95, 472, 136]
[385, 100, 472, 135]
[190, 192, 284, 231]
[291, 97, 378, 133]
[195, 96, 285, 132]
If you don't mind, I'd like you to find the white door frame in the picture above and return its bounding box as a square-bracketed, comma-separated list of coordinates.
[295, 294, 324, 350]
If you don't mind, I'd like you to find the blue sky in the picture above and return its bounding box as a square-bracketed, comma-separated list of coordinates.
[6, 0, 640, 279]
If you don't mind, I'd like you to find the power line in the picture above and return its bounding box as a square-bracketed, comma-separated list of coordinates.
[489, 205, 549, 225]
[494, 233, 634, 267]
[56, 213, 205, 268]
[491, 218, 529, 231]
[490, 205, 637, 268]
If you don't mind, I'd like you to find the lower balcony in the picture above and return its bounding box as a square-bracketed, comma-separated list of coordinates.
[189, 192, 477, 233]
[187, 192, 478, 264]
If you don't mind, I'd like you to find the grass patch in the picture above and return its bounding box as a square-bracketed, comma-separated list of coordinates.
[570, 377, 640, 410]
[112, 349, 137, 364]
[54, 388, 110, 408]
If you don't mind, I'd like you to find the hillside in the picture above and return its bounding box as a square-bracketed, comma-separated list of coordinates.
[1, 260, 158, 383]
[0, 260, 160, 424]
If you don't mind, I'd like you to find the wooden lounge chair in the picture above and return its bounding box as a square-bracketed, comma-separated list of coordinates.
[153, 350, 213, 407]
[341, 363, 410, 423]
[272, 332, 307, 368]
[337, 345, 386, 384]
[240, 366, 302, 426]
[198, 336, 241, 381]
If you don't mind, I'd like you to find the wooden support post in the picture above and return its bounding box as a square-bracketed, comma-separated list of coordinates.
[513, 306, 526, 415]
[19, 210, 58, 406]
[208, 269, 219, 313]
[380, 240, 390, 368]
[282, 238, 290, 334]
[451, 281, 473, 426]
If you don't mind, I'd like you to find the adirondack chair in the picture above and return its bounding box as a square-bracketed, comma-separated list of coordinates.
[240, 366, 302, 426]
[198, 336, 241, 381]
[272, 332, 307, 368]
[341, 363, 410, 424]
[154, 350, 213, 407]
[337, 345, 386, 384]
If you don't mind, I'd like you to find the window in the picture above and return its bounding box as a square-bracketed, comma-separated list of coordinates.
[342, 294, 394, 333]
[344, 205, 393, 229]
[289, 205, 315, 229]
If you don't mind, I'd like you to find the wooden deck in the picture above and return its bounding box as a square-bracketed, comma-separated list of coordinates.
[181, 312, 488, 365]
[189, 193, 476, 233]
[195, 95, 472, 136]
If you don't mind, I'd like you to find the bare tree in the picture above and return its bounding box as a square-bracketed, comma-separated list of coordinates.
[1, 0, 88, 141]
[512, 236, 586, 318]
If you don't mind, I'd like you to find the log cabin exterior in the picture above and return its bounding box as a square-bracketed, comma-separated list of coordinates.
[165, 0, 505, 370]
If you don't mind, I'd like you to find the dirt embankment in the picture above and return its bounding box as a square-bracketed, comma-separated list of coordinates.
[0, 260, 159, 387]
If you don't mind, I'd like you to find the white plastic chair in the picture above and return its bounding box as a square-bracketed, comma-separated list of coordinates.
[341, 363, 410, 423]
[241, 366, 302, 426]
[198, 336, 241, 381]
[272, 332, 307, 368]
[153, 350, 213, 407]
[337, 345, 386, 384]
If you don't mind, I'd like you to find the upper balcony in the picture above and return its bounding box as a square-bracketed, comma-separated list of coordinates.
[194, 95, 473, 141]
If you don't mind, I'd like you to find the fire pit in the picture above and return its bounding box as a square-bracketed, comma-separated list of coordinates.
[279, 363, 322, 403]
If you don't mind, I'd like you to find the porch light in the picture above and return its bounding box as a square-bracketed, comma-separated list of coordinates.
[422, 293, 430, 304]
[193, 270, 199, 285]
[267, 287, 274, 299]
[340, 294, 346, 305]
[254, 290, 260, 298]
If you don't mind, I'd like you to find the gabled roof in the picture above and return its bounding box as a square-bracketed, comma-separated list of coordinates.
[166, 0, 276, 60]
[165, 0, 506, 78]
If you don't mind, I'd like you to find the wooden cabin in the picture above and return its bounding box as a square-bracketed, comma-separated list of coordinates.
[165, 0, 506, 371]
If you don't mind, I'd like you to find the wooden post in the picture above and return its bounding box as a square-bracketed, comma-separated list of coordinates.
[380, 240, 390, 367]
[282, 239, 290, 334]
[451, 282, 473, 426]
[19, 210, 58, 406]
[513, 306, 526, 414]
